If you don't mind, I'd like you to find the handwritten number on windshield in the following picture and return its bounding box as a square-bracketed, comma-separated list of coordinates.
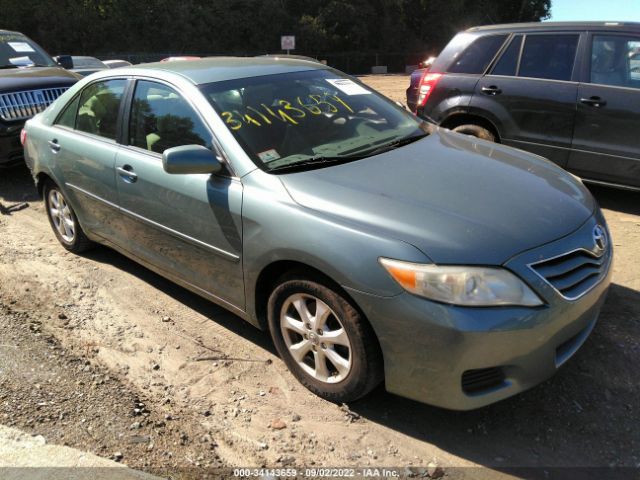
[221, 94, 354, 130]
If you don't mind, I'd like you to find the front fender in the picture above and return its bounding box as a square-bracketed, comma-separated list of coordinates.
[240, 171, 431, 322]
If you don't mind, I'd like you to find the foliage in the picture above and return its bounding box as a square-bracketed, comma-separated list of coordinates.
[0, 0, 551, 56]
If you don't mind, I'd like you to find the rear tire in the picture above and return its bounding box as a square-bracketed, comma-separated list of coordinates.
[268, 273, 383, 403]
[43, 181, 94, 253]
[451, 124, 496, 142]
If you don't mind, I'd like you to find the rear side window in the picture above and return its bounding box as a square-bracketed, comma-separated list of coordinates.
[75, 79, 126, 140]
[55, 95, 80, 129]
[491, 35, 523, 76]
[591, 35, 640, 89]
[447, 35, 508, 74]
[519, 34, 579, 81]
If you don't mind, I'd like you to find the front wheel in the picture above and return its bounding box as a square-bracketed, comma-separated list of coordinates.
[44, 181, 94, 253]
[268, 275, 383, 403]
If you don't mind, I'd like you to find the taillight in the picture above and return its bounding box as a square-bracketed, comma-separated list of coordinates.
[20, 128, 27, 146]
[417, 72, 443, 107]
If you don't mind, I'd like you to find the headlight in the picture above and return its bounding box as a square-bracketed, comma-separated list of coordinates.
[379, 258, 542, 307]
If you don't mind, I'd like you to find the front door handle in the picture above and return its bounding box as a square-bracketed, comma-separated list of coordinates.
[48, 139, 61, 153]
[481, 85, 502, 96]
[580, 96, 606, 107]
[116, 165, 138, 183]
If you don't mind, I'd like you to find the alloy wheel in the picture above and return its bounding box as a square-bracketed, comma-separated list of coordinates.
[280, 293, 352, 383]
[48, 189, 75, 243]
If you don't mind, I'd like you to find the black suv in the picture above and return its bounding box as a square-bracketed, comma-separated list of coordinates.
[410, 22, 640, 190]
[1, 30, 78, 167]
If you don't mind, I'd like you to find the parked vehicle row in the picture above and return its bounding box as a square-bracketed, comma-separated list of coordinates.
[23, 56, 612, 410]
[0, 27, 152, 167]
[68, 56, 133, 76]
[408, 21, 640, 190]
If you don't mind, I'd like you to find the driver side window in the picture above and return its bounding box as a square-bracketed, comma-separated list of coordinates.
[128, 80, 211, 154]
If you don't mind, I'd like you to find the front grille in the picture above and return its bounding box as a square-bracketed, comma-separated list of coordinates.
[0, 87, 69, 121]
[530, 249, 607, 300]
[462, 367, 506, 394]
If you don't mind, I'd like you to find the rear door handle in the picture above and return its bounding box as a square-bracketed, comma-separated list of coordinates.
[580, 96, 606, 107]
[116, 165, 138, 183]
[481, 85, 502, 96]
[48, 139, 61, 153]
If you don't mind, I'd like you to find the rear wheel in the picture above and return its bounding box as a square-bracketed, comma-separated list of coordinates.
[268, 275, 383, 403]
[451, 124, 496, 142]
[44, 181, 94, 253]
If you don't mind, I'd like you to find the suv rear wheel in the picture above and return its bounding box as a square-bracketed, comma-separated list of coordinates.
[451, 124, 496, 142]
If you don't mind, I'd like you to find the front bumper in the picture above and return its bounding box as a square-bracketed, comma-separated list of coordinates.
[0, 120, 26, 167]
[348, 213, 612, 410]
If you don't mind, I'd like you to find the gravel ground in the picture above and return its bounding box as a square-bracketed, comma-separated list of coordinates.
[0, 293, 223, 476]
[0, 75, 638, 478]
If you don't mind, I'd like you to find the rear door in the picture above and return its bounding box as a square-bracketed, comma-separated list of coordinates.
[422, 33, 508, 121]
[568, 33, 640, 188]
[49, 78, 127, 238]
[113, 79, 245, 310]
[470, 33, 582, 167]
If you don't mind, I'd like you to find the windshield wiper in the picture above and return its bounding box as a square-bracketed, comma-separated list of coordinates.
[267, 132, 429, 173]
[355, 132, 429, 158]
[268, 154, 364, 173]
[0, 64, 19, 69]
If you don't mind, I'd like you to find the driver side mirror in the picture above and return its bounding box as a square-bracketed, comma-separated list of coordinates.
[162, 145, 223, 175]
[54, 55, 74, 70]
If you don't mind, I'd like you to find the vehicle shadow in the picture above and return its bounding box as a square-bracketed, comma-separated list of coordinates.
[587, 183, 640, 215]
[81, 247, 277, 356]
[0, 164, 40, 206]
[349, 282, 640, 470]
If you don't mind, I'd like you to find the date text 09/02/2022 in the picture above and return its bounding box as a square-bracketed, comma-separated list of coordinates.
[233, 467, 402, 477]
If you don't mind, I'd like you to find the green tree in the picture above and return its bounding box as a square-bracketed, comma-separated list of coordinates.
[0, 0, 552, 60]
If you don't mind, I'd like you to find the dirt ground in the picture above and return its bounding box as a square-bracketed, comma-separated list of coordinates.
[0, 75, 638, 478]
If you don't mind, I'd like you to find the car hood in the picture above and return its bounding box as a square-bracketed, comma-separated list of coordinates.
[279, 129, 595, 265]
[0, 66, 79, 92]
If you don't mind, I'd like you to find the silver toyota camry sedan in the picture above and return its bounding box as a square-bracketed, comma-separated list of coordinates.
[23, 57, 612, 410]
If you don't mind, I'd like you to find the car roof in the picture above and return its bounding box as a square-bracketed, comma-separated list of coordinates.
[120, 56, 328, 85]
[467, 21, 640, 33]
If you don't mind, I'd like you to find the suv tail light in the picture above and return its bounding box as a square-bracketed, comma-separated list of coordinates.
[20, 128, 27, 146]
[417, 72, 443, 107]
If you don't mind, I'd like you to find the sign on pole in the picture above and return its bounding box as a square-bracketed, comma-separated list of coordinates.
[281, 35, 295, 54]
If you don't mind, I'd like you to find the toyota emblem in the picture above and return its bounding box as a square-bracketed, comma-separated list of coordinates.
[593, 225, 607, 253]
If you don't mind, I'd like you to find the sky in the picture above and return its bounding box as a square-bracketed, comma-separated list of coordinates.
[549, 0, 640, 22]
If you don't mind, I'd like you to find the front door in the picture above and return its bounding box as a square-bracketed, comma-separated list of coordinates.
[568, 33, 640, 188]
[114, 79, 245, 310]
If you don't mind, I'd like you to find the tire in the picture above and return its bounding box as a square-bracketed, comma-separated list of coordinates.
[451, 124, 496, 142]
[43, 181, 94, 253]
[268, 273, 383, 403]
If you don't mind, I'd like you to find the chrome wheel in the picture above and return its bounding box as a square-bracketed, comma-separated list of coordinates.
[280, 293, 352, 383]
[48, 189, 75, 243]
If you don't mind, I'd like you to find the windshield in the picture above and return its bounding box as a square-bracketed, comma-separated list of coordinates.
[200, 69, 429, 172]
[72, 57, 106, 69]
[0, 33, 56, 68]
